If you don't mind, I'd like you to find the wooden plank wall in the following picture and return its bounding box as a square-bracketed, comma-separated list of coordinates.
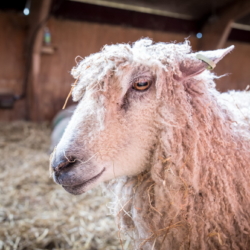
[0, 12, 250, 121]
[215, 41, 250, 92]
[0, 12, 27, 120]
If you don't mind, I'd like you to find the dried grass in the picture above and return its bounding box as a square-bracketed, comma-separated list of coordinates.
[0, 121, 124, 250]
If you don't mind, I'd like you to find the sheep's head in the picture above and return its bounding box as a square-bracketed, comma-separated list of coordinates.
[50, 39, 233, 195]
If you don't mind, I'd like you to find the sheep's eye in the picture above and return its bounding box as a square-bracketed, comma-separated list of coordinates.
[132, 81, 151, 91]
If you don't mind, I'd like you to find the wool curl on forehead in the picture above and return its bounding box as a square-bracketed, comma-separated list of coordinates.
[71, 38, 191, 101]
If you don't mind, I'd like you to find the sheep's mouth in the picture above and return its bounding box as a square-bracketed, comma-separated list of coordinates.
[62, 168, 105, 195]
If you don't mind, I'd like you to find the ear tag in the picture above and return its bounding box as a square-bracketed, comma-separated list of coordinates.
[196, 54, 216, 70]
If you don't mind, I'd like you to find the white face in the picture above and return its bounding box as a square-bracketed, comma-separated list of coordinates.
[51, 64, 161, 195]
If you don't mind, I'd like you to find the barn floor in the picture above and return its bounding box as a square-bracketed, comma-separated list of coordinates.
[0, 122, 126, 250]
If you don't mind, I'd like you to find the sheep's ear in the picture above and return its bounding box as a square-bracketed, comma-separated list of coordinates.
[174, 45, 234, 81]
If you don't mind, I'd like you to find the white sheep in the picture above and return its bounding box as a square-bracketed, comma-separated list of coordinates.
[51, 39, 250, 250]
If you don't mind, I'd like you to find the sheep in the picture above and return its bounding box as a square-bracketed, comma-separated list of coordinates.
[50, 39, 250, 250]
[50, 105, 76, 151]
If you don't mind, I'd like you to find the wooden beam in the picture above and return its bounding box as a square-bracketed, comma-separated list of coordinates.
[70, 0, 193, 20]
[199, 0, 250, 50]
[26, 0, 51, 121]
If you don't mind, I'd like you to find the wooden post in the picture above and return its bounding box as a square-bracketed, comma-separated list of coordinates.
[26, 0, 52, 121]
[199, 0, 250, 50]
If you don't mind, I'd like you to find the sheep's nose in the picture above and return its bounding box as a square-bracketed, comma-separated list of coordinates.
[50, 153, 76, 172]
[50, 153, 79, 186]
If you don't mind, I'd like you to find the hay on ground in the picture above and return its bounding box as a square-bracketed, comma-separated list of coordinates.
[0, 121, 128, 250]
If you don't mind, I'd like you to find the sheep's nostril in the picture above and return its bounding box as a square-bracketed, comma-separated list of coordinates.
[57, 160, 75, 170]
[52, 156, 77, 172]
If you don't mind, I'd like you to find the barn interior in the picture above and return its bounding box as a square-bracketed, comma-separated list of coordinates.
[0, 0, 250, 249]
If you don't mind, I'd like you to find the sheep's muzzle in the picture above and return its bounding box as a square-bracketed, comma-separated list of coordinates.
[50, 154, 105, 195]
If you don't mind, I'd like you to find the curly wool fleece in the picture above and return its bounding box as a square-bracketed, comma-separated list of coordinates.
[68, 39, 250, 249]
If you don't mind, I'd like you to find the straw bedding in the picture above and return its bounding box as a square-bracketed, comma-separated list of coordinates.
[0, 121, 125, 250]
